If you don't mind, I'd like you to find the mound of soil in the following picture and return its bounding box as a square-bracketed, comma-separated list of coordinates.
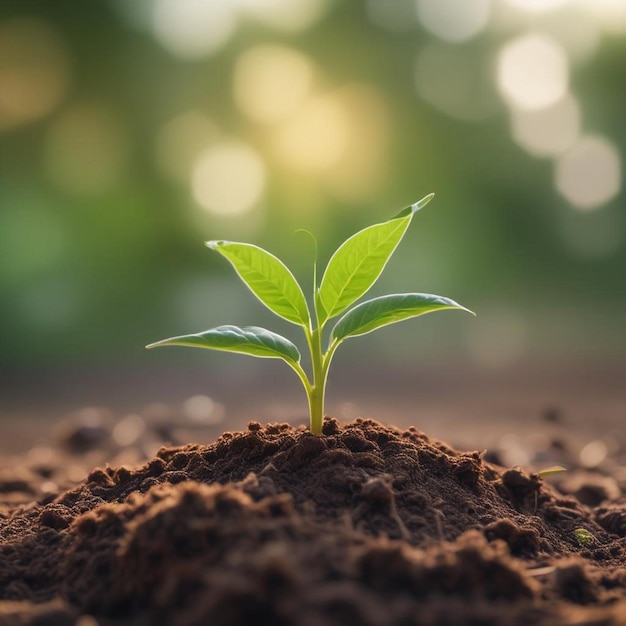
[1, 417, 626, 625]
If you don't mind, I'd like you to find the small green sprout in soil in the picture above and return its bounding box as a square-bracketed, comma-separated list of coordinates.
[147, 194, 474, 435]
[536, 466, 568, 477]
[574, 528, 597, 547]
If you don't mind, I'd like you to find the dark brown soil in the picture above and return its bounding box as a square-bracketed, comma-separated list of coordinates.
[1, 417, 626, 625]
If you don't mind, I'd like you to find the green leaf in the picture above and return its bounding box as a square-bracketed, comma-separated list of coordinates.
[331, 293, 474, 342]
[146, 325, 301, 364]
[318, 194, 434, 323]
[393, 192, 435, 219]
[536, 466, 567, 477]
[206, 241, 309, 326]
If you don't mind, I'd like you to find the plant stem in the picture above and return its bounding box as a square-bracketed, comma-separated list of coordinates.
[308, 325, 325, 435]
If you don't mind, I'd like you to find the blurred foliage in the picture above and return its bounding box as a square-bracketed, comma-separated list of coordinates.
[0, 0, 625, 370]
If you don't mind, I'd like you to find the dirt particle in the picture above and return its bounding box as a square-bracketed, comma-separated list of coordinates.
[483, 519, 540, 556]
[317, 448, 353, 466]
[38, 506, 72, 530]
[288, 434, 327, 467]
[361, 477, 394, 505]
[595, 502, 626, 537]
[452, 454, 482, 487]
[553, 561, 599, 604]
[340, 433, 376, 453]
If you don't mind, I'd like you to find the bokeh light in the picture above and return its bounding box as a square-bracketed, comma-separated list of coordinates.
[582, 0, 626, 34]
[112, 414, 146, 447]
[1, 0, 626, 372]
[110, 0, 155, 31]
[44, 104, 129, 196]
[366, 0, 418, 32]
[510, 93, 580, 157]
[497, 33, 568, 111]
[275, 93, 350, 173]
[415, 43, 496, 121]
[321, 84, 390, 201]
[0, 18, 69, 132]
[555, 135, 622, 211]
[502, 0, 569, 13]
[152, 0, 236, 59]
[238, 0, 329, 33]
[192, 140, 266, 216]
[234, 45, 315, 124]
[416, 0, 491, 43]
[539, 6, 600, 61]
[156, 112, 218, 182]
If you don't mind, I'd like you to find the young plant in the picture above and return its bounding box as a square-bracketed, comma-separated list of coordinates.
[146, 194, 474, 435]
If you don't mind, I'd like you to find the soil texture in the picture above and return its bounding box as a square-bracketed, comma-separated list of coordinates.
[1, 417, 626, 625]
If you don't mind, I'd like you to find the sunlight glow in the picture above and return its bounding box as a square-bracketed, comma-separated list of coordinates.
[511, 93, 580, 157]
[234, 45, 315, 124]
[494, 2, 599, 61]
[192, 140, 266, 215]
[275, 94, 349, 172]
[322, 84, 390, 201]
[0, 18, 69, 132]
[152, 0, 236, 59]
[416, 0, 491, 43]
[541, 7, 600, 61]
[238, 0, 329, 32]
[581, 0, 626, 34]
[555, 135, 621, 211]
[502, 0, 569, 13]
[497, 33, 568, 111]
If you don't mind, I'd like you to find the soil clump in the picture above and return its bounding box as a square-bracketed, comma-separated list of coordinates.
[1, 417, 626, 625]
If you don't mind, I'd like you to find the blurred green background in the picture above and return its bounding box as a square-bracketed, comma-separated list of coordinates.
[1, 0, 625, 390]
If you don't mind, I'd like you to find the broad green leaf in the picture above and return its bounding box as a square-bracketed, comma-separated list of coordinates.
[331, 293, 474, 342]
[318, 194, 434, 324]
[146, 325, 301, 364]
[206, 241, 309, 326]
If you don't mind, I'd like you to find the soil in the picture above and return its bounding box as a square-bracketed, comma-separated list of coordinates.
[1, 416, 626, 625]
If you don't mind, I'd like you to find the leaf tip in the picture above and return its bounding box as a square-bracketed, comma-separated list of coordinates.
[411, 193, 435, 214]
[145, 338, 174, 349]
[205, 240, 225, 250]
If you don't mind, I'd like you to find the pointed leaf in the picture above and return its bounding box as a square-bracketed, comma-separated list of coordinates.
[393, 192, 435, 219]
[318, 194, 434, 323]
[331, 293, 474, 342]
[206, 241, 309, 326]
[146, 325, 301, 364]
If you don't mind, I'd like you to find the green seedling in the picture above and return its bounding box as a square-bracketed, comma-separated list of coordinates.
[574, 528, 596, 547]
[146, 194, 474, 435]
[536, 466, 568, 477]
